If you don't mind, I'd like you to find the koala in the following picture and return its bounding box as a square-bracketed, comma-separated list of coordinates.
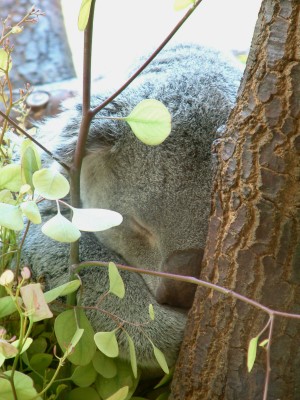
[22, 43, 242, 374]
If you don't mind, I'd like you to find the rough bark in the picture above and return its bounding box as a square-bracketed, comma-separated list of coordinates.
[170, 0, 300, 399]
[1, 0, 75, 87]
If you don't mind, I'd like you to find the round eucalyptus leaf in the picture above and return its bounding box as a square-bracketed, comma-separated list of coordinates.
[21, 201, 41, 224]
[125, 99, 171, 146]
[32, 168, 70, 200]
[54, 309, 96, 366]
[42, 213, 81, 243]
[106, 386, 129, 400]
[92, 350, 117, 378]
[71, 363, 97, 387]
[94, 331, 119, 358]
[0, 164, 22, 192]
[0, 371, 41, 400]
[71, 207, 123, 232]
[0, 203, 24, 230]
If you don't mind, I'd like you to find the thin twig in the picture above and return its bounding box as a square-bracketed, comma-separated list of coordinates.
[67, 0, 96, 306]
[72, 260, 300, 321]
[91, 0, 203, 118]
[0, 110, 70, 171]
[263, 314, 275, 400]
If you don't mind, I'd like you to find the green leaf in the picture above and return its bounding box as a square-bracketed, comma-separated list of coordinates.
[67, 387, 100, 400]
[44, 280, 81, 303]
[95, 359, 140, 400]
[11, 338, 33, 355]
[149, 304, 155, 320]
[0, 371, 42, 400]
[21, 139, 41, 169]
[94, 331, 119, 358]
[92, 350, 117, 378]
[0, 203, 24, 230]
[78, 0, 93, 31]
[155, 392, 171, 400]
[20, 201, 41, 224]
[108, 262, 125, 299]
[0, 49, 12, 76]
[0, 354, 5, 367]
[21, 140, 41, 188]
[42, 212, 81, 243]
[68, 328, 85, 354]
[54, 309, 96, 365]
[0, 164, 22, 192]
[247, 336, 259, 372]
[26, 336, 47, 357]
[0, 189, 14, 204]
[55, 384, 69, 399]
[125, 99, 171, 146]
[259, 339, 269, 348]
[71, 362, 97, 387]
[0, 296, 20, 318]
[174, 0, 195, 11]
[32, 168, 70, 200]
[125, 333, 137, 378]
[29, 353, 53, 373]
[151, 343, 169, 375]
[154, 366, 174, 388]
[106, 387, 129, 400]
[71, 207, 123, 232]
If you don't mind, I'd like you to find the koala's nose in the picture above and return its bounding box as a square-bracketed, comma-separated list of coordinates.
[156, 248, 204, 309]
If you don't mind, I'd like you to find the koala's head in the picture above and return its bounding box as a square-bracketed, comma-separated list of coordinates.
[43, 44, 241, 310]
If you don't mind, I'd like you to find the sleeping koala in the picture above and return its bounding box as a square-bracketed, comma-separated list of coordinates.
[22, 43, 242, 374]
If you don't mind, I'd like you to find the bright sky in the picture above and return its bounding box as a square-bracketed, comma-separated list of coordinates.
[61, 0, 262, 80]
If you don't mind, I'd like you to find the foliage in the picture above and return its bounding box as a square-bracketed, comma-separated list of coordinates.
[1, 1, 294, 398]
[0, 3, 175, 399]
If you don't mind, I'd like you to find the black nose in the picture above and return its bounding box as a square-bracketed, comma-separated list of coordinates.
[155, 248, 204, 309]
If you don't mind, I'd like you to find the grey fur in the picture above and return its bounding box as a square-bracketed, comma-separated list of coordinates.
[22, 43, 242, 374]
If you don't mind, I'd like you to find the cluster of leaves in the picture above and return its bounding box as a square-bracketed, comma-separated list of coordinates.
[0, 109, 170, 399]
[0, 260, 171, 400]
[0, 3, 179, 399]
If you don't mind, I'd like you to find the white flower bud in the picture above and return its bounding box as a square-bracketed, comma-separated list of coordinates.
[0, 270, 14, 286]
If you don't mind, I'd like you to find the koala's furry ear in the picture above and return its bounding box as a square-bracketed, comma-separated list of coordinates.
[38, 94, 129, 165]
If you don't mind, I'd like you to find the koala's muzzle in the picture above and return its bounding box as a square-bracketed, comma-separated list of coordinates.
[156, 248, 204, 309]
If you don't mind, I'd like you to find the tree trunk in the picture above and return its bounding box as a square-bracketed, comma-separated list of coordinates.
[170, 0, 300, 399]
[1, 0, 75, 87]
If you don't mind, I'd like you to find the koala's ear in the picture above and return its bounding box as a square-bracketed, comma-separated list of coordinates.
[37, 96, 81, 164]
[39, 95, 127, 165]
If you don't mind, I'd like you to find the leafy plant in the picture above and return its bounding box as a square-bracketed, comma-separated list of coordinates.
[0, 2, 180, 398]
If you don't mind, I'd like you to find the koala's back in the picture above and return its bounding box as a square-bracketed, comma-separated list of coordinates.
[22, 43, 242, 374]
